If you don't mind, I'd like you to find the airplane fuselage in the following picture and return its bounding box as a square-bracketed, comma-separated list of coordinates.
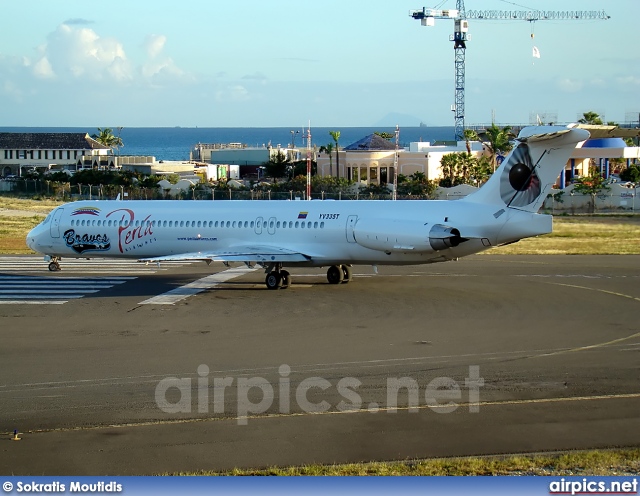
[27, 198, 550, 267]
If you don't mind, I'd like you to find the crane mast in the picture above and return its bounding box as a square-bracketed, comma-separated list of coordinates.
[410, 4, 609, 141]
[453, 0, 467, 142]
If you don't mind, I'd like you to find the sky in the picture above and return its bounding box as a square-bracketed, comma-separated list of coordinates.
[0, 0, 638, 128]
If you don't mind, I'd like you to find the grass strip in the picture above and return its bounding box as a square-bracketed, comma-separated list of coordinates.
[0, 215, 44, 254]
[0, 195, 62, 214]
[176, 448, 640, 476]
[481, 216, 640, 255]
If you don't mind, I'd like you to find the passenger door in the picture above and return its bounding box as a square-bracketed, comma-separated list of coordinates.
[50, 208, 64, 238]
[346, 215, 357, 243]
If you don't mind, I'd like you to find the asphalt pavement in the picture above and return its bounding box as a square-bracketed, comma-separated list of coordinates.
[0, 255, 639, 475]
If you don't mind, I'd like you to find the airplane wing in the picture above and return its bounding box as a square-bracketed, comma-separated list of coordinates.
[138, 245, 312, 264]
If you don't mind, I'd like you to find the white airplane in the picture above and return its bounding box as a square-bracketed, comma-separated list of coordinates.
[26, 125, 589, 289]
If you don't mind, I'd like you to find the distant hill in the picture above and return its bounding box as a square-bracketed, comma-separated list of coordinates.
[372, 113, 425, 127]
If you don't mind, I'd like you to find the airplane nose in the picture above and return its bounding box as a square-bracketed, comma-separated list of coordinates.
[26, 234, 35, 251]
[26, 228, 38, 252]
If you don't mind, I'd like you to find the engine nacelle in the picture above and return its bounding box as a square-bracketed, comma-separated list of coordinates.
[428, 224, 464, 251]
[353, 219, 464, 253]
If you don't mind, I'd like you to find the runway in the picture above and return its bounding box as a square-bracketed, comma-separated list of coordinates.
[0, 254, 639, 475]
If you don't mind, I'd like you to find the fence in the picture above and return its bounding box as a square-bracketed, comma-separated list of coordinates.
[1, 180, 639, 212]
[542, 191, 640, 213]
[0, 180, 432, 201]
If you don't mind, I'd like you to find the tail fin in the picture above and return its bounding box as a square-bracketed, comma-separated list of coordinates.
[463, 125, 590, 212]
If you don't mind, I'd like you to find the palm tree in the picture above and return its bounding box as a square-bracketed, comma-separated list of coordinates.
[481, 123, 513, 172]
[440, 152, 479, 186]
[463, 128, 479, 154]
[329, 131, 340, 179]
[578, 111, 603, 125]
[456, 152, 477, 184]
[93, 128, 124, 152]
[439, 153, 458, 187]
[470, 156, 493, 186]
[318, 143, 334, 177]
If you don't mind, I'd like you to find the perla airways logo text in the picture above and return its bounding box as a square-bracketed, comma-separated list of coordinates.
[106, 208, 156, 253]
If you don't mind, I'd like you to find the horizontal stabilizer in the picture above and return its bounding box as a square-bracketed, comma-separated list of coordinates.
[517, 126, 589, 143]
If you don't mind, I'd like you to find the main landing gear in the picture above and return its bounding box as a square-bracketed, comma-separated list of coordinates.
[47, 256, 61, 272]
[264, 263, 291, 290]
[263, 264, 353, 289]
[326, 264, 352, 285]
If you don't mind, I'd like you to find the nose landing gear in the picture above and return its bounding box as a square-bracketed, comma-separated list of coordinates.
[47, 257, 61, 271]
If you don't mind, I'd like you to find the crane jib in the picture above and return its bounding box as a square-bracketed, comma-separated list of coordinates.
[409, 3, 609, 141]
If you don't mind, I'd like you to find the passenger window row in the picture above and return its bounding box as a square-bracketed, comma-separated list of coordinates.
[69, 218, 326, 230]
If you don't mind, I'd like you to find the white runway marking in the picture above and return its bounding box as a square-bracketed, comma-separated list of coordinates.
[139, 266, 258, 305]
[0, 273, 135, 305]
[0, 255, 199, 305]
[0, 289, 100, 294]
[0, 256, 193, 274]
[0, 300, 68, 305]
[0, 277, 135, 285]
[0, 276, 129, 305]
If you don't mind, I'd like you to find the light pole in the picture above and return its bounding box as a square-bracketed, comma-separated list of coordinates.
[290, 130, 300, 180]
[393, 125, 399, 200]
[116, 126, 124, 168]
[306, 126, 311, 201]
[290, 130, 299, 148]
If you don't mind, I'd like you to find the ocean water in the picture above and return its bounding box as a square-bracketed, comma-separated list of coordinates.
[0, 126, 456, 161]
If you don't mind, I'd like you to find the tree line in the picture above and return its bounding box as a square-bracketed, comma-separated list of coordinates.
[18, 117, 636, 202]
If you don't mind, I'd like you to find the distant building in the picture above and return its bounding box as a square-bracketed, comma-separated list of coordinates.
[317, 129, 640, 188]
[317, 133, 483, 185]
[191, 142, 299, 178]
[0, 132, 113, 177]
[192, 142, 301, 164]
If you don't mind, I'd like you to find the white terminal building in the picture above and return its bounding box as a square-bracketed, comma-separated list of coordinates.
[0, 133, 112, 176]
[315, 126, 640, 189]
[315, 133, 485, 184]
[0, 132, 161, 177]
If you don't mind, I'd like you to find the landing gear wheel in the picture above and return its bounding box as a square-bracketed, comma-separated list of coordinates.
[280, 270, 291, 289]
[48, 261, 60, 272]
[340, 264, 352, 284]
[265, 271, 283, 290]
[327, 265, 344, 285]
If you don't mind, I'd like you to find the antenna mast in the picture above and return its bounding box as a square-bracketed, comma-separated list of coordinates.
[306, 123, 312, 201]
[393, 125, 399, 201]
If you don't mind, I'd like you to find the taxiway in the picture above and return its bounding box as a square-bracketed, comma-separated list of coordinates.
[0, 255, 638, 474]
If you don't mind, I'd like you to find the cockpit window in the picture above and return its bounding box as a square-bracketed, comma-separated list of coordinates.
[42, 213, 52, 225]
